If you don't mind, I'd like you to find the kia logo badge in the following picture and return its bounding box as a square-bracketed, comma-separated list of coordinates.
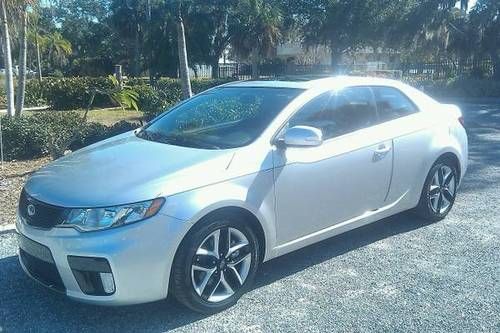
[27, 204, 36, 217]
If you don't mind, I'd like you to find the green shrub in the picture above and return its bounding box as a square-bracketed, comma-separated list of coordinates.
[1, 112, 137, 161]
[25, 77, 116, 110]
[24, 80, 47, 107]
[1, 115, 47, 160]
[132, 78, 234, 120]
[22, 77, 235, 112]
[0, 85, 6, 108]
[133, 84, 173, 120]
[404, 78, 500, 98]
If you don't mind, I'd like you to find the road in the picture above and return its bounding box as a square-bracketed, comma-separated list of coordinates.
[0, 101, 499, 333]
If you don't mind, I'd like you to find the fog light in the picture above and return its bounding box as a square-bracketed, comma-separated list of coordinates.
[67, 256, 115, 296]
[99, 272, 115, 294]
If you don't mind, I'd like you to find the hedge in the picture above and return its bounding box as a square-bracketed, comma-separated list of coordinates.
[404, 78, 500, 99]
[1, 112, 137, 161]
[21, 77, 235, 112]
[25, 77, 115, 110]
[20, 76, 500, 110]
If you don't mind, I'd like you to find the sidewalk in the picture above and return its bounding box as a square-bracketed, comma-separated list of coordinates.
[0, 106, 50, 114]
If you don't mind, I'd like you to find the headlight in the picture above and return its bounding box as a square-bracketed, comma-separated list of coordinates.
[58, 198, 165, 232]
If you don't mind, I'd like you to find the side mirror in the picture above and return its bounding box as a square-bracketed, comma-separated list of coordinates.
[281, 125, 323, 147]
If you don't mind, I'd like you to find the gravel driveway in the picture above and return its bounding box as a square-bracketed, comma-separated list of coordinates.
[0, 102, 499, 333]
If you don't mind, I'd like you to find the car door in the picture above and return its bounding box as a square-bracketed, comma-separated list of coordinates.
[370, 85, 430, 205]
[273, 86, 393, 245]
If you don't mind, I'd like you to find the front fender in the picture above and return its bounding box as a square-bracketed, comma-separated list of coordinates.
[161, 170, 277, 261]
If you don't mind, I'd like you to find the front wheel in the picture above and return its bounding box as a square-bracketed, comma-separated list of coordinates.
[414, 160, 458, 221]
[170, 213, 260, 314]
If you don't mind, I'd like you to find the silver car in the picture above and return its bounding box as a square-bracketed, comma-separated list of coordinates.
[16, 76, 468, 313]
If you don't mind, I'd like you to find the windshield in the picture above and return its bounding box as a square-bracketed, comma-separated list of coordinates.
[137, 87, 303, 149]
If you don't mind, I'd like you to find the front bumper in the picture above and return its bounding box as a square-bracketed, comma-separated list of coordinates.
[16, 212, 190, 305]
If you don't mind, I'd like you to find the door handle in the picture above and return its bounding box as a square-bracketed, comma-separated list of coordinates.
[374, 145, 391, 154]
[373, 143, 391, 161]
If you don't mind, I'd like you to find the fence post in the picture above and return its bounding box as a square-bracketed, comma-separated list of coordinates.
[114, 64, 123, 87]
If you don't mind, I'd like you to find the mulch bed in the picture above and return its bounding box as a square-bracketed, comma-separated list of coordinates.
[0, 157, 50, 226]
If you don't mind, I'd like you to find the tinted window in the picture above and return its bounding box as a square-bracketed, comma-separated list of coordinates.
[373, 86, 418, 122]
[288, 87, 377, 140]
[328, 87, 377, 137]
[138, 87, 302, 149]
[288, 92, 332, 130]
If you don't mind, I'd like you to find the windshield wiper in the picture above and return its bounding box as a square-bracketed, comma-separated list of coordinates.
[163, 134, 222, 150]
[137, 130, 221, 149]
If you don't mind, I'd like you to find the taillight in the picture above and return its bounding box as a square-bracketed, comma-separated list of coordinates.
[458, 116, 465, 128]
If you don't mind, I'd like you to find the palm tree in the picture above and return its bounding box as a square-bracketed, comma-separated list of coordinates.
[230, 0, 282, 79]
[0, 0, 15, 117]
[0, 0, 37, 117]
[44, 32, 72, 68]
[176, 2, 192, 99]
[15, 2, 28, 117]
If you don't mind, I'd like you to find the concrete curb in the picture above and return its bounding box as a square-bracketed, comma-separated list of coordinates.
[0, 223, 16, 234]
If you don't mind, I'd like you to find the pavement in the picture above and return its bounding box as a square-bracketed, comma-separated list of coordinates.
[0, 106, 50, 114]
[0, 101, 499, 332]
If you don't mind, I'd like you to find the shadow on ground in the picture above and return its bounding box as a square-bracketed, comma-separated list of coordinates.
[0, 211, 435, 333]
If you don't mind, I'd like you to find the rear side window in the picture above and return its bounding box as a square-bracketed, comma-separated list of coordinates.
[372, 86, 418, 122]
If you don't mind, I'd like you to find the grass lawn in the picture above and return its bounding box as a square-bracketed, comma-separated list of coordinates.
[79, 107, 143, 126]
[25, 107, 143, 126]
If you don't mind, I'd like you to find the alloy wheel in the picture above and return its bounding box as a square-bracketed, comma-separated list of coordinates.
[429, 165, 456, 214]
[191, 227, 252, 303]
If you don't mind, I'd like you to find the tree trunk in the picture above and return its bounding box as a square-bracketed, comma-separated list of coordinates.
[35, 31, 42, 82]
[147, 0, 154, 85]
[211, 58, 220, 79]
[132, 22, 141, 77]
[251, 48, 259, 79]
[177, 12, 192, 99]
[330, 45, 342, 74]
[0, 1, 15, 117]
[15, 7, 28, 117]
[491, 52, 500, 81]
[192, 65, 199, 79]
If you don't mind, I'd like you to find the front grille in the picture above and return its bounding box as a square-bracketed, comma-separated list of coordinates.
[19, 190, 65, 229]
[18, 235, 66, 292]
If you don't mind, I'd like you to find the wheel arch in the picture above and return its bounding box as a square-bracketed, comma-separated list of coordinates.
[436, 151, 461, 180]
[417, 150, 462, 201]
[194, 206, 267, 263]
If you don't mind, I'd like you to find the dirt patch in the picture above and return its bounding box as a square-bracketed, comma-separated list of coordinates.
[0, 157, 50, 226]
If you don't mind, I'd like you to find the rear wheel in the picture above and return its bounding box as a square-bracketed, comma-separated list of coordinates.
[414, 160, 458, 221]
[171, 213, 260, 314]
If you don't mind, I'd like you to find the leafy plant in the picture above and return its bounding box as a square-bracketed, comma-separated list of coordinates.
[1, 112, 137, 161]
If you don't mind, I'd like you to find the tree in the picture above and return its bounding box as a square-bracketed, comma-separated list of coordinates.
[470, 0, 500, 79]
[0, 0, 15, 116]
[186, 0, 234, 78]
[43, 32, 72, 67]
[15, 1, 28, 116]
[176, 2, 192, 98]
[292, 0, 400, 71]
[231, 0, 283, 78]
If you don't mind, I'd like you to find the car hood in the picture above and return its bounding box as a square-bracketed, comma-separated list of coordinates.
[24, 131, 236, 207]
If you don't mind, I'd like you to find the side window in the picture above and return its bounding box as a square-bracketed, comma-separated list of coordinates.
[325, 87, 378, 138]
[288, 87, 378, 140]
[288, 92, 332, 130]
[372, 86, 418, 122]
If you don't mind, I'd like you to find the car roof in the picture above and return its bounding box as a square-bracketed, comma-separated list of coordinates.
[223, 75, 404, 90]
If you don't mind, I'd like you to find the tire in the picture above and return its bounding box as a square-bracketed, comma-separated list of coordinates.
[170, 211, 260, 314]
[414, 159, 458, 221]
